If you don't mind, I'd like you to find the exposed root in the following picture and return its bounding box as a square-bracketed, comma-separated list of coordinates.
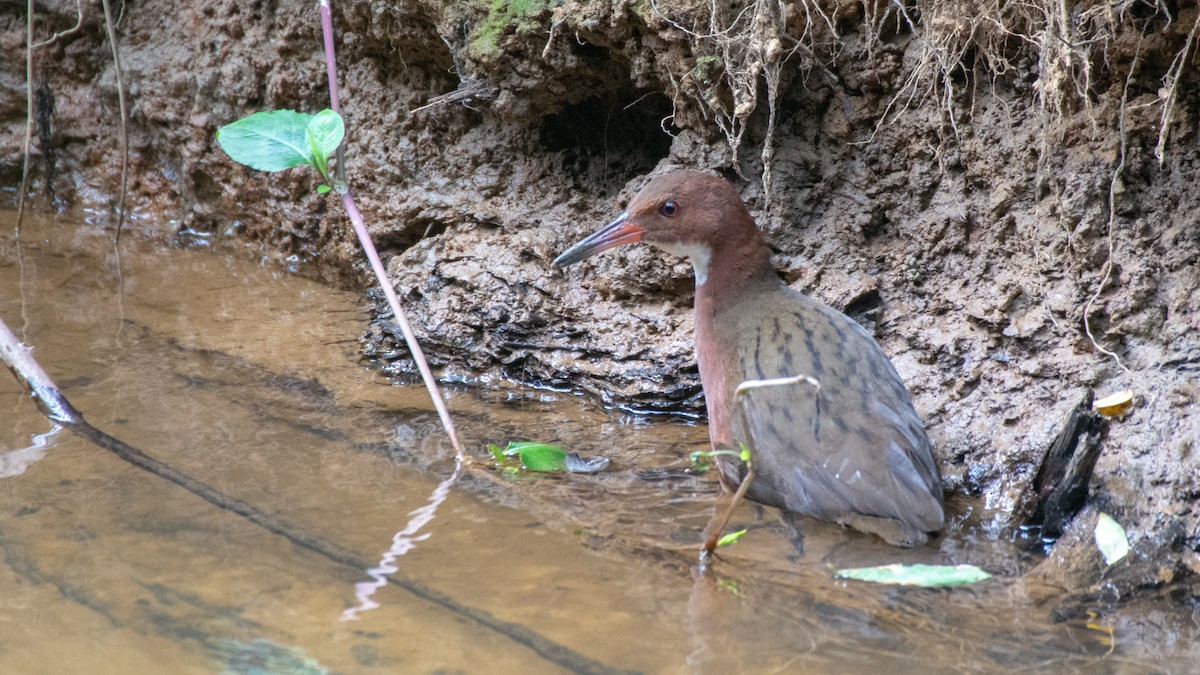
[1082, 28, 1140, 382]
[651, 0, 833, 209]
[1155, 7, 1200, 165]
[32, 0, 84, 48]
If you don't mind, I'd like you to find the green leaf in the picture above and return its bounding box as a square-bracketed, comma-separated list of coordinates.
[1095, 513, 1130, 565]
[516, 444, 567, 472]
[317, 184, 332, 194]
[738, 442, 751, 463]
[306, 109, 344, 160]
[489, 442, 570, 471]
[835, 564, 992, 587]
[216, 110, 316, 172]
[716, 528, 747, 547]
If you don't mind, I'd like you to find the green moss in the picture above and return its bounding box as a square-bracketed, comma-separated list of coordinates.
[469, 0, 550, 60]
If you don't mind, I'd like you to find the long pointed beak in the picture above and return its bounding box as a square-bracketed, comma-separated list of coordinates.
[552, 212, 645, 268]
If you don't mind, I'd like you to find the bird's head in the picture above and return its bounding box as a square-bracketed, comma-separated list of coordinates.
[553, 171, 760, 285]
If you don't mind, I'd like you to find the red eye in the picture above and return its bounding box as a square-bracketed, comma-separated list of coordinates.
[659, 200, 679, 217]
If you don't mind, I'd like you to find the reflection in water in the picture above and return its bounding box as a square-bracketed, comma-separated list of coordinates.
[0, 425, 61, 478]
[341, 458, 463, 621]
[686, 565, 745, 672]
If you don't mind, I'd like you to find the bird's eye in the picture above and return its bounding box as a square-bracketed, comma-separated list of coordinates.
[659, 200, 679, 217]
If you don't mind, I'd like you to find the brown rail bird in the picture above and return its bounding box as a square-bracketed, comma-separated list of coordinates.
[553, 170, 944, 546]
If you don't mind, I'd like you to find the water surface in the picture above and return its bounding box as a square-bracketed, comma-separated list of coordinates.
[1, 211, 1194, 673]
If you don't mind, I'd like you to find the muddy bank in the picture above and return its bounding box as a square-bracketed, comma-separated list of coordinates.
[3, 0, 1199, 604]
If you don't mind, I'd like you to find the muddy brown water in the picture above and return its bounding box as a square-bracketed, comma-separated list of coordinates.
[1, 210, 1195, 674]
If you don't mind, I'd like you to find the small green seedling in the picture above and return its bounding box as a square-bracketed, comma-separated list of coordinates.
[690, 442, 752, 473]
[216, 109, 344, 193]
[835, 563, 992, 587]
[716, 528, 748, 547]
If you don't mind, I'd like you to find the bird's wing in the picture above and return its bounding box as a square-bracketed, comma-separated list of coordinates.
[729, 297, 944, 532]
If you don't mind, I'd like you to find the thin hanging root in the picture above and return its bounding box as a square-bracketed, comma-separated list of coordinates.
[16, 0, 86, 236]
[16, 0, 34, 235]
[100, 0, 129, 244]
[1082, 31, 1141, 383]
[1155, 7, 1200, 165]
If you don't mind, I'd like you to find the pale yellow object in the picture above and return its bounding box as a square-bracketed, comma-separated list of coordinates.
[1093, 389, 1134, 417]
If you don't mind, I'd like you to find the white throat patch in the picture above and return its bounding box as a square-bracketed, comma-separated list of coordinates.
[656, 242, 713, 286]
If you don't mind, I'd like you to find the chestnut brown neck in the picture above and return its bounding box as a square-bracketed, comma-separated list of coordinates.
[694, 213, 777, 307]
[691, 213, 777, 448]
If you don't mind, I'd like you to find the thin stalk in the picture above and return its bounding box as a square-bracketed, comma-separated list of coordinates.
[16, 0, 34, 235]
[319, 0, 347, 183]
[317, 0, 465, 460]
[99, 0, 128, 243]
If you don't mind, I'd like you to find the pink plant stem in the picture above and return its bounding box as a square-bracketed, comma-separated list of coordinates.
[340, 195, 465, 458]
[318, 0, 466, 460]
[319, 0, 341, 113]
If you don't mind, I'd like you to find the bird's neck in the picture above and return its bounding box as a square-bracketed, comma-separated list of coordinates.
[692, 231, 777, 448]
[694, 231, 776, 307]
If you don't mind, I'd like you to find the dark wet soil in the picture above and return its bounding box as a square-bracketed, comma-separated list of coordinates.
[2, 0, 1199, 607]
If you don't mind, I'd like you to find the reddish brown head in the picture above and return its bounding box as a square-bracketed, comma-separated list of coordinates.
[553, 171, 772, 291]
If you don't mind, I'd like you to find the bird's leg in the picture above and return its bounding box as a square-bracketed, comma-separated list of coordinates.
[701, 465, 755, 555]
[779, 510, 806, 558]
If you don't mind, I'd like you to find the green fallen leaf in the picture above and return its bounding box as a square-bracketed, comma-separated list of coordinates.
[1095, 513, 1130, 565]
[500, 441, 561, 456]
[716, 528, 747, 547]
[517, 444, 567, 472]
[835, 564, 992, 587]
[217, 109, 317, 172]
[489, 442, 569, 472]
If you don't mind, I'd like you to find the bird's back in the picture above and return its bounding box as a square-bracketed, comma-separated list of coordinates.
[712, 278, 944, 541]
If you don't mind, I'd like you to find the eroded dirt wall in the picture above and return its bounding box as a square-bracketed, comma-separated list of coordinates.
[3, 0, 1199, 598]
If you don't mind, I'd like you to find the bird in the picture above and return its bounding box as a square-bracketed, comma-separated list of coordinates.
[553, 170, 944, 546]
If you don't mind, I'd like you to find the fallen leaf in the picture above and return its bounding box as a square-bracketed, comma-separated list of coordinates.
[1095, 513, 1130, 565]
[835, 564, 992, 587]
